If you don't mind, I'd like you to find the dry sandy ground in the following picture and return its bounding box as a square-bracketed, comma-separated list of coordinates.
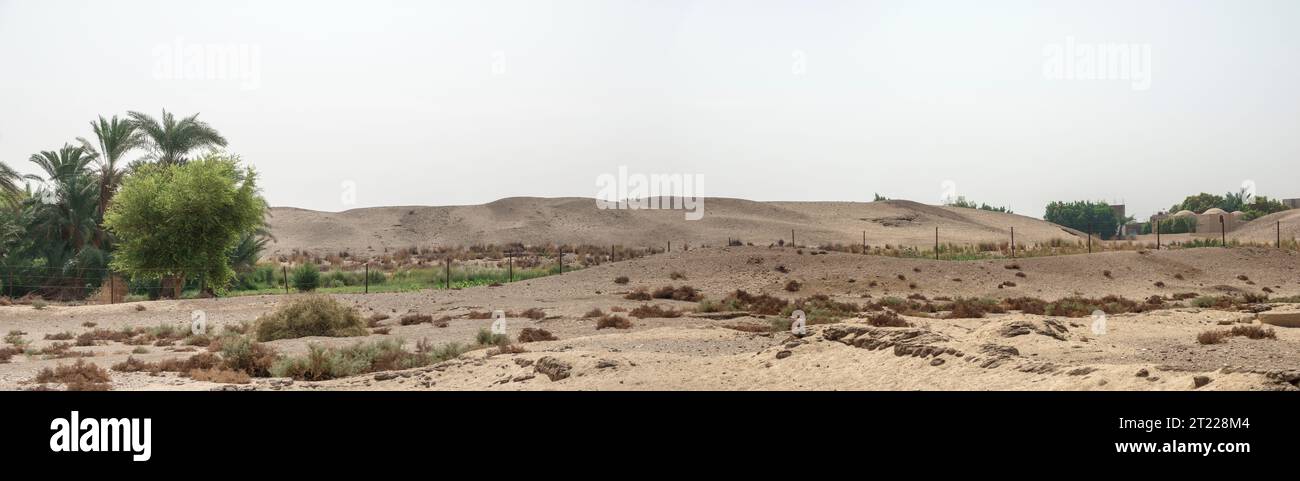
[265, 198, 1083, 257]
[2, 246, 1298, 391]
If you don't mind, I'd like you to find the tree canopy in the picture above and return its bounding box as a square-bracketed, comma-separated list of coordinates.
[104, 153, 266, 293]
[1044, 201, 1126, 240]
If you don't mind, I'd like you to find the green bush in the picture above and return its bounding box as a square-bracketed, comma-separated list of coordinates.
[254, 295, 367, 341]
[476, 328, 508, 346]
[218, 336, 278, 377]
[291, 263, 321, 292]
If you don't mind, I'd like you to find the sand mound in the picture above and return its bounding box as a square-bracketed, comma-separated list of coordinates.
[266, 197, 1080, 257]
[1228, 209, 1300, 243]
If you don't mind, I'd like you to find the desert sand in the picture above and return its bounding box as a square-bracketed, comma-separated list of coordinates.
[2, 245, 1298, 391]
[265, 198, 1084, 257]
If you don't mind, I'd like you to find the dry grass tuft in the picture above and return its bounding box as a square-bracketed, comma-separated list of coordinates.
[518, 327, 558, 342]
[596, 314, 634, 329]
[34, 360, 111, 391]
[628, 305, 682, 319]
[188, 368, 251, 384]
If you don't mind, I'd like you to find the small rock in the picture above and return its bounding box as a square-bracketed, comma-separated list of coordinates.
[374, 372, 399, 381]
[929, 358, 945, 366]
[1135, 368, 1149, 378]
[775, 350, 793, 360]
[1193, 376, 1212, 389]
[534, 356, 572, 381]
[595, 359, 618, 369]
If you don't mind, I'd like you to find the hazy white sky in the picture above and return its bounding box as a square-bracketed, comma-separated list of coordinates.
[1, 0, 1297, 220]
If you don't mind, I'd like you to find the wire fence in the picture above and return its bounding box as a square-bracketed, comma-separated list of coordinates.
[2, 220, 1293, 305]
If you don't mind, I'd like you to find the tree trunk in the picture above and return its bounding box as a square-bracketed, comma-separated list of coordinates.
[160, 273, 184, 299]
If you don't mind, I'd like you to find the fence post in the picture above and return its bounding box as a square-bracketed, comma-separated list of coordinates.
[1278, 221, 1282, 248]
[445, 257, 451, 289]
[558, 247, 563, 274]
[667, 241, 670, 253]
[508, 255, 513, 282]
[1087, 219, 1093, 254]
[934, 226, 939, 260]
[283, 266, 289, 294]
[364, 263, 369, 294]
[791, 229, 795, 247]
[862, 230, 866, 253]
[1220, 215, 1226, 247]
[1011, 227, 1015, 258]
[1156, 220, 1161, 250]
[110, 275, 115, 304]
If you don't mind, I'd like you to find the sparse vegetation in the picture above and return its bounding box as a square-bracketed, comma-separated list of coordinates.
[652, 285, 703, 302]
[34, 360, 112, 391]
[269, 338, 467, 381]
[254, 295, 367, 341]
[629, 304, 681, 319]
[518, 327, 557, 342]
[596, 314, 633, 329]
[476, 328, 509, 346]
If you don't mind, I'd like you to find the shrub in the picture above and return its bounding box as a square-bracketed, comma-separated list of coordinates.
[629, 305, 681, 319]
[624, 288, 652, 301]
[254, 295, 367, 341]
[784, 280, 801, 292]
[945, 298, 1005, 319]
[1229, 324, 1275, 340]
[652, 285, 702, 302]
[476, 328, 509, 346]
[515, 308, 546, 320]
[44, 332, 74, 341]
[1197, 330, 1227, 345]
[218, 336, 278, 377]
[269, 339, 467, 381]
[518, 327, 557, 342]
[0, 346, 21, 363]
[867, 311, 909, 327]
[786, 295, 861, 324]
[399, 313, 433, 325]
[596, 315, 633, 329]
[292, 263, 321, 292]
[1003, 297, 1047, 315]
[614, 276, 630, 285]
[34, 360, 111, 391]
[669, 271, 687, 280]
[583, 308, 605, 318]
[718, 290, 789, 315]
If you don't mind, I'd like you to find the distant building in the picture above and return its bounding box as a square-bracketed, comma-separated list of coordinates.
[1284, 198, 1300, 209]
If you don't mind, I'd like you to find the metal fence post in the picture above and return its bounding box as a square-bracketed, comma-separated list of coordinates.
[283, 266, 289, 294]
[1011, 227, 1016, 258]
[364, 263, 369, 294]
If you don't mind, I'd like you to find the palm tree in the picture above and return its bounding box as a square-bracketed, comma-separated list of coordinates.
[26, 145, 100, 253]
[0, 161, 23, 208]
[25, 145, 103, 294]
[128, 109, 228, 165]
[78, 115, 143, 247]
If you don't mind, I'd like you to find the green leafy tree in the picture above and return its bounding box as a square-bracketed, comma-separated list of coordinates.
[128, 109, 228, 166]
[1170, 193, 1226, 214]
[105, 153, 266, 295]
[1044, 201, 1123, 240]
